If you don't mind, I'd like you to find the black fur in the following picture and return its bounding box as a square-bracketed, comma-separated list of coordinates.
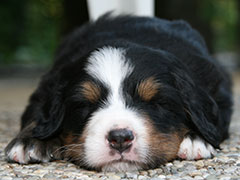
[5, 14, 232, 169]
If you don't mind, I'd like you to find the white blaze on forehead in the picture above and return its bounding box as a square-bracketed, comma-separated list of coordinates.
[85, 46, 133, 104]
[84, 47, 149, 169]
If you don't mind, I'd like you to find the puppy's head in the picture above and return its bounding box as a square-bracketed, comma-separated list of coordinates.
[34, 46, 220, 171]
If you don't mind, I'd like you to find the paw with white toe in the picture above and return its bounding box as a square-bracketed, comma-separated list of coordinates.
[177, 136, 216, 160]
[5, 138, 57, 164]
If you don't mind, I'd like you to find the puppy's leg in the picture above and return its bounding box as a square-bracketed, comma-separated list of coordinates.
[5, 122, 62, 164]
[177, 136, 216, 160]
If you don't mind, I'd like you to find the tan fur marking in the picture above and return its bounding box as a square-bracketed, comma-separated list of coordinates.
[144, 115, 189, 163]
[138, 77, 160, 101]
[62, 133, 75, 145]
[81, 81, 101, 103]
[62, 129, 88, 165]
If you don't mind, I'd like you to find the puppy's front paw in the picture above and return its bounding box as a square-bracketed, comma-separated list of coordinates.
[177, 136, 216, 160]
[5, 138, 59, 164]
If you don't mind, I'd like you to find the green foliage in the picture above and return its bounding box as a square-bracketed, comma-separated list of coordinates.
[0, 0, 239, 65]
[200, 0, 239, 51]
[0, 0, 25, 64]
[0, 0, 63, 65]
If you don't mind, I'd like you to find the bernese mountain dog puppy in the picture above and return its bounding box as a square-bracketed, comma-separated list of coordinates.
[5, 14, 232, 172]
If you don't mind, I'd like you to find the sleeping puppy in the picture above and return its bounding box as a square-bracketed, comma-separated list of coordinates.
[5, 14, 232, 172]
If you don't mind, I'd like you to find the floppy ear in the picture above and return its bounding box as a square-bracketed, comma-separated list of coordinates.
[173, 70, 222, 148]
[21, 74, 65, 140]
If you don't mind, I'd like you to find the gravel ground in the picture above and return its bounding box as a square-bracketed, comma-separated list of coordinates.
[0, 73, 240, 180]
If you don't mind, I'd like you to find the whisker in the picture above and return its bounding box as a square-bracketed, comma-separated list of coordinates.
[53, 143, 84, 155]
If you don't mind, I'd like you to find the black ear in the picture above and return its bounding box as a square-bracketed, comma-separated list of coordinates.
[184, 88, 222, 148]
[32, 92, 65, 139]
[173, 70, 222, 148]
[21, 74, 65, 140]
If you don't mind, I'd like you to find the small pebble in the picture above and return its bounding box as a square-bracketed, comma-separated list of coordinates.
[138, 175, 145, 180]
[42, 173, 57, 178]
[195, 160, 205, 168]
[194, 176, 204, 180]
[107, 174, 121, 180]
[166, 162, 173, 167]
[222, 148, 229, 153]
[155, 168, 163, 174]
[1, 177, 13, 180]
[189, 171, 203, 177]
[148, 169, 157, 176]
[158, 175, 166, 179]
[115, 172, 126, 178]
[33, 169, 49, 174]
[219, 176, 232, 180]
[24, 176, 41, 180]
[229, 147, 238, 152]
[139, 171, 148, 176]
[126, 172, 138, 179]
[236, 160, 240, 166]
[206, 174, 217, 180]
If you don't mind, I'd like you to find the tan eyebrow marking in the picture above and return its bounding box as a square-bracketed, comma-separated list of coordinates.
[81, 81, 101, 103]
[137, 77, 160, 101]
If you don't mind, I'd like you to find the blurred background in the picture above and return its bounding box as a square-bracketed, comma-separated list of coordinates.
[0, 0, 239, 69]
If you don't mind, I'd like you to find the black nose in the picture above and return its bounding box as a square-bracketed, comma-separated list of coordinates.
[107, 129, 134, 153]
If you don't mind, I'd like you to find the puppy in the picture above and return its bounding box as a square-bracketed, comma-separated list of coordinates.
[5, 14, 232, 172]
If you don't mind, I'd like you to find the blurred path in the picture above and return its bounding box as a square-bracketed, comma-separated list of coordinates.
[0, 74, 41, 140]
